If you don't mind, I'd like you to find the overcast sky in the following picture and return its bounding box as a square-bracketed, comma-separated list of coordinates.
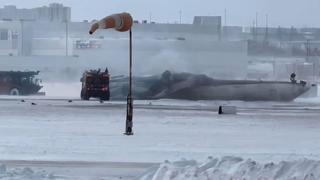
[0, 0, 319, 27]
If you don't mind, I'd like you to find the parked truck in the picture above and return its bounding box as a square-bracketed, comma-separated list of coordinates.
[0, 71, 42, 95]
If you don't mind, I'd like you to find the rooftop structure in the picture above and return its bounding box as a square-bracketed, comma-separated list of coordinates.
[0, 3, 71, 22]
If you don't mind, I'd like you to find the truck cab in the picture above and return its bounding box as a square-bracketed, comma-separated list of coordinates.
[80, 68, 110, 101]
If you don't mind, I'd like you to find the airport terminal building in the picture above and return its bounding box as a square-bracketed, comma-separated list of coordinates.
[0, 3, 319, 81]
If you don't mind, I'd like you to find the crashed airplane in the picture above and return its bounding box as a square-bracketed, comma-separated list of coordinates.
[110, 71, 311, 101]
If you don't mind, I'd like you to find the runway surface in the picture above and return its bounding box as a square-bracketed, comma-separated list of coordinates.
[0, 96, 319, 179]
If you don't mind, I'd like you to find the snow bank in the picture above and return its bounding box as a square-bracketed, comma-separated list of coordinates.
[0, 164, 61, 180]
[140, 156, 320, 180]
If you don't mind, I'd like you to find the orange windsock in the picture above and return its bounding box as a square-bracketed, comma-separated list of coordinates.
[89, 12, 133, 34]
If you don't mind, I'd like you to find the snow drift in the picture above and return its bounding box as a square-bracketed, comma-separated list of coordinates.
[0, 164, 61, 180]
[139, 156, 320, 180]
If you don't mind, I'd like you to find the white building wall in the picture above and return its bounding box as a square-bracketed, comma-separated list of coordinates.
[32, 38, 72, 56]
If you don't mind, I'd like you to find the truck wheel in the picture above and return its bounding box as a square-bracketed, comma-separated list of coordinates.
[82, 95, 90, 100]
[100, 96, 109, 101]
[101, 91, 110, 101]
[81, 90, 90, 100]
[9, 88, 20, 96]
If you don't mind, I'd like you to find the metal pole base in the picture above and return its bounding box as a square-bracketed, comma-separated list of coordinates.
[124, 94, 133, 136]
[124, 132, 134, 136]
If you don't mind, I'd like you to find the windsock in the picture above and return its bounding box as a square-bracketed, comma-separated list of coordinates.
[89, 12, 133, 34]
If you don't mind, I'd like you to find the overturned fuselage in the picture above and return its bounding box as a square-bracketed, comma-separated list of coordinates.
[110, 71, 311, 101]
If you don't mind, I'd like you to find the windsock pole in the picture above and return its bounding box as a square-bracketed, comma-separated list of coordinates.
[89, 12, 134, 135]
[125, 29, 134, 135]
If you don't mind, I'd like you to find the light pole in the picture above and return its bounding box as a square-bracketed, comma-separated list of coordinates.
[64, 20, 69, 56]
[89, 12, 134, 135]
[149, 12, 152, 23]
[20, 19, 24, 56]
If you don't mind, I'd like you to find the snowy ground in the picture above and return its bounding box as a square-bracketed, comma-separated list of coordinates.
[140, 156, 320, 180]
[0, 91, 320, 179]
[0, 160, 155, 180]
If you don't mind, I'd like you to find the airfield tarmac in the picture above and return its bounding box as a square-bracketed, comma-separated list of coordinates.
[0, 96, 319, 179]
